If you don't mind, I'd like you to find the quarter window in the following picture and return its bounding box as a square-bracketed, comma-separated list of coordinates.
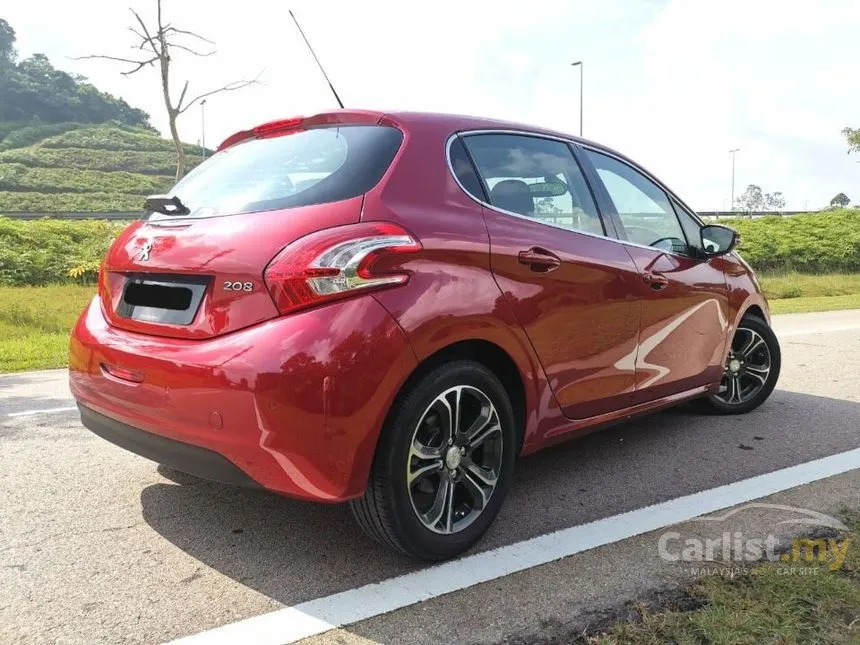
[585, 149, 687, 254]
[461, 134, 605, 236]
[672, 199, 704, 252]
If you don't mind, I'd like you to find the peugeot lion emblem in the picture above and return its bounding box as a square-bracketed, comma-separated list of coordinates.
[138, 240, 153, 262]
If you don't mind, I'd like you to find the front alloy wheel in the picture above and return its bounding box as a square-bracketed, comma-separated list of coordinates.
[350, 360, 517, 561]
[696, 314, 781, 415]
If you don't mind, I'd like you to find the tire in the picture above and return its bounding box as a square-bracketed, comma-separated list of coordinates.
[349, 360, 518, 561]
[694, 314, 781, 415]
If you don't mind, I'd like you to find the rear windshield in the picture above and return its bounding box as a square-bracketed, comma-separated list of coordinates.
[145, 125, 403, 220]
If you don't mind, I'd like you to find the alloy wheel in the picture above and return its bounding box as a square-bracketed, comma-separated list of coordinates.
[406, 385, 504, 535]
[714, 326, 772, 405]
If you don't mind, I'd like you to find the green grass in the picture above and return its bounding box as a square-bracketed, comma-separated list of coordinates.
[769, 293, 860, 315]
[0, 285, 94, 372]
[582, 511, 860, 644]
[760, 272, 860, 315]
[759, 272, 860, 299]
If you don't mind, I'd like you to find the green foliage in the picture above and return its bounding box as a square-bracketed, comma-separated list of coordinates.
[0, 191, 146, 212]
[39, 125, 201, 155]
[0, 19, 151, 128]
[0, 217, 126, 285]
[0, 163, 171, 195]
[0, 121, 202, 211]
[0, 121, 85, 150]
[0, 145, 199, 175]
[728, 210, 860, 273]
[843, 126, 860, 154]
[830, 192, 851, 208]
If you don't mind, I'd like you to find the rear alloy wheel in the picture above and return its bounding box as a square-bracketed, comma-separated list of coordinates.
[350, 360, 517, 561]
[695, 315, 781, 415]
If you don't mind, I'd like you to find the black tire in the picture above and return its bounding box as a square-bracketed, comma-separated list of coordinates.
[349, 360, 518, 561]
[694, 314, 781, 415]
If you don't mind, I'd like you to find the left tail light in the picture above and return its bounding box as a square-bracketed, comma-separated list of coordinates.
[264, 221, 421, 315]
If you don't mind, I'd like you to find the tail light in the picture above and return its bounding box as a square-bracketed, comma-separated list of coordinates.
[264, 222, 421, 315]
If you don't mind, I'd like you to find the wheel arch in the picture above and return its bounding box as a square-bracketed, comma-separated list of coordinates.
[388, 339, 527, 450]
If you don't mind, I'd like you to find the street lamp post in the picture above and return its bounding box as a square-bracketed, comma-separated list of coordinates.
[729, 148, 740, 211]
[201, 99, 207, 160]
[571, 61, 583, 137]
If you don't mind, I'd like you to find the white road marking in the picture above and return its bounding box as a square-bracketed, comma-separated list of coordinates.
[7, 406, 77, 418]
[168, 447, 860, 645]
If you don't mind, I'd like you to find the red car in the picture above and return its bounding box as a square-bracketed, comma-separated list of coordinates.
[70, 110, 781, 560]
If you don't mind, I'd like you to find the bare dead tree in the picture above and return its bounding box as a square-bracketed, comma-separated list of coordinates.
[75, 0, 260, 180]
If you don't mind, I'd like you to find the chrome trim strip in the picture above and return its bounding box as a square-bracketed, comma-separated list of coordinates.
[444, 131, 698, 259]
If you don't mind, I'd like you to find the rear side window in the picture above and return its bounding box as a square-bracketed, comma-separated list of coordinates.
[148, 125, 403, 220]
[461, 133, 605, 237]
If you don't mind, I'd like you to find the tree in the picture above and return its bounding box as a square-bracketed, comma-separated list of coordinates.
[0, 19, 151, 127]
[735, 184, 764, 214]
[843, 127, 860, 154]
[0, 18, 16, 66]
[735, 184, 786, 215]
[76, 0, 261, 180]
[764, 191, 785, 212]
[830, 192, 850, 208]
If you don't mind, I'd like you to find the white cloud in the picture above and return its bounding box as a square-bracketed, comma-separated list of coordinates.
[5, 0, 860, 208]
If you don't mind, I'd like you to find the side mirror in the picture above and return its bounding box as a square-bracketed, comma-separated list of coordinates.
[700, 224, 740, 256]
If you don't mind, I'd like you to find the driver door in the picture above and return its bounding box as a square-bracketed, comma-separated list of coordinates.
[581, 148, 730, 403]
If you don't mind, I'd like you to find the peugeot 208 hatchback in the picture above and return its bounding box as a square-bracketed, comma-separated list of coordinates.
[70, 110, 781, 560]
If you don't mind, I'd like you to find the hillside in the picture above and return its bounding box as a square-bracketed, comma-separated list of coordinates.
[0, 122, 202, 212]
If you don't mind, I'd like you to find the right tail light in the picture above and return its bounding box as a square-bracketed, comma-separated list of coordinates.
[263, 222, 421, 315]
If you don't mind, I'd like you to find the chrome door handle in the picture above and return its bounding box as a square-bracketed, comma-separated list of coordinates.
[518, 248, 561, 273]
[643, 272, 669, 290]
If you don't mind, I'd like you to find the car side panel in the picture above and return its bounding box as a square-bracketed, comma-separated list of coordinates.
[365, 118, 565, 454]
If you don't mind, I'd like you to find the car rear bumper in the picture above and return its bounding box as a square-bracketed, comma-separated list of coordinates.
[69, 295, 417, 502]
[78, 403, 261, 488]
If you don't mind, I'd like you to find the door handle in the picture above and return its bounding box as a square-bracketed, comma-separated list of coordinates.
[643, 272, 669, 290]
[518, 248, 561, 273]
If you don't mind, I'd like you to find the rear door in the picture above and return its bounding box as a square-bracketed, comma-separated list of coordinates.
[580, 147, 729, 403]
[459, 133, 642, 419]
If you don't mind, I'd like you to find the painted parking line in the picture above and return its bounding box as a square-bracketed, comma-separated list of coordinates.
[169, 447, 860, 645]
[6, 406, 77, 418]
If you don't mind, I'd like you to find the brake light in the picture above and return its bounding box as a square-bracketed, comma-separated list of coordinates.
[264, 222, 421, 315]
[217, 117, 305, 151]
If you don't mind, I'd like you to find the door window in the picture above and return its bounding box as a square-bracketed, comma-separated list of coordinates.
[462, 134, 605, 236]
[585, 149, 687, 254]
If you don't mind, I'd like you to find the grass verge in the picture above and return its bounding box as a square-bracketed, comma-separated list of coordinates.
[0, 285, 94, 372]
[580, 510, 860, 644]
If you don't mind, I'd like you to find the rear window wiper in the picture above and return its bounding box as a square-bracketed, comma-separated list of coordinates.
[144, 195, 191, 216]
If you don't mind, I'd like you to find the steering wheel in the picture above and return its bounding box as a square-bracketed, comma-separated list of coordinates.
[649, 236, 687, 253]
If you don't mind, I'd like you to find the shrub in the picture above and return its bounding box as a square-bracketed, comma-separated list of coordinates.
[0, 147, 199, 175]
[0, 191, 146, 212]
[0, 163, 172, 195]
[0, 217, 127, 285]
[39, 126, 202, 155]
[0, 122, 86, 151]
[727, 210, 860, 273]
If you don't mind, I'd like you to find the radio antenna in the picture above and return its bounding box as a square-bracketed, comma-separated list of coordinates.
[289, 10, 345, 109]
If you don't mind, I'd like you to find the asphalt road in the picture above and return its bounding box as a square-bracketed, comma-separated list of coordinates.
[1, 310, 859, 644]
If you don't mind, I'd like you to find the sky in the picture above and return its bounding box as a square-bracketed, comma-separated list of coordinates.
[5, 0, 860, 210]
